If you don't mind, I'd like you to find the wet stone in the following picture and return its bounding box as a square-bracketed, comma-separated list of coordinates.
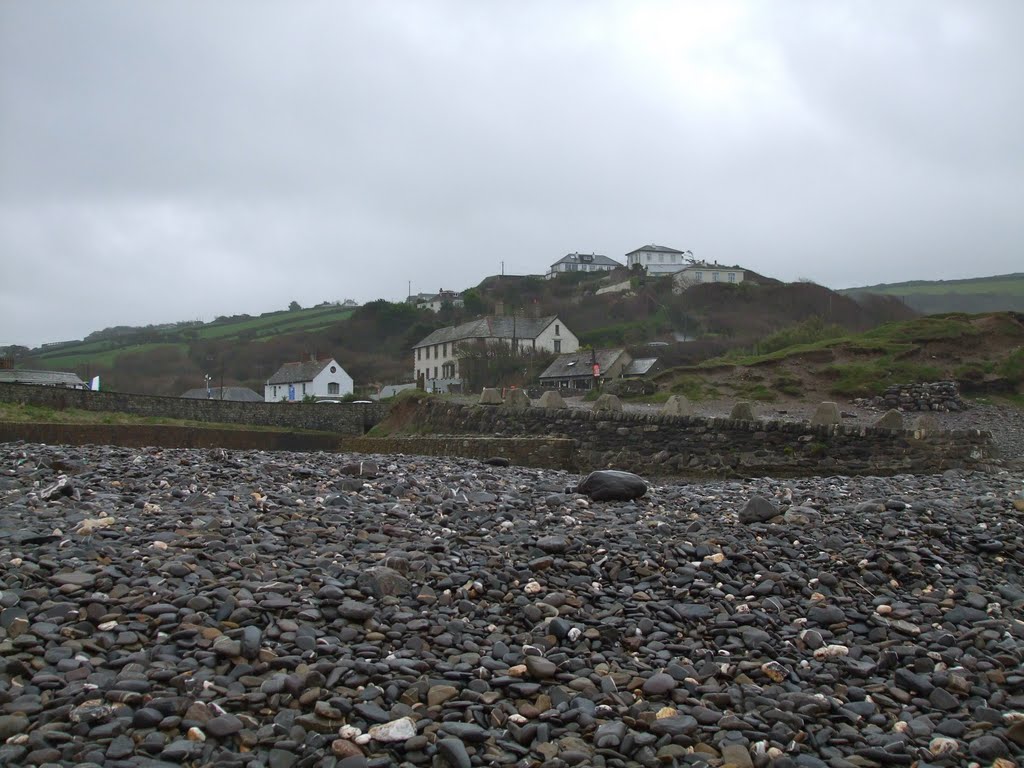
[0, 442, 1020, 768]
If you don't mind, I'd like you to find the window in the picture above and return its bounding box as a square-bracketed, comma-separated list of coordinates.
[695, 271, 703, 282]
[330, 366, 337, 373]
[713, 272, 720, 282]
[647, 253, 653, 262]
[442, 343, 447, 357]
[301, 383, 306, 394]
[555, 324, 560, 336]
[433, 367, 438, 378]
[273, 386, 277, 397]
[417, 348, 421, 360]
[728, 272, 736, 282]
[433, 345, 438, 358]
[554, 340, 561, 353]
[328, 382, 339, 394]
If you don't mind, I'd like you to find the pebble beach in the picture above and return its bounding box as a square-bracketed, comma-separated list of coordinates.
[1, 442, 1022, 767]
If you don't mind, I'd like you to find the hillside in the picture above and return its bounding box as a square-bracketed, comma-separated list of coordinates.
[9, 273, 919, 396]
[840, 273, 1024, 314]
[654, 312, 1024, 404]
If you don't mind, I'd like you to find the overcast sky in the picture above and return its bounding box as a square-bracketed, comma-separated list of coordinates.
[2, 1, 1022, 348]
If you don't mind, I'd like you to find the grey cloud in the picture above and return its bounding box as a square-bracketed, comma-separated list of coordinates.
[1, 1, 1021, 348]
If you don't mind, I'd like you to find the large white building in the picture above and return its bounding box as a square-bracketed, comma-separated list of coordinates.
[264, 357, 353, 402]
[625, 244, 694, 275]
[412, 315, 579, 392]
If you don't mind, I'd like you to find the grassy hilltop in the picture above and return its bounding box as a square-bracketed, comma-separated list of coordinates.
[7, 270, 1021, 403]
[840, 273, 1024, 314]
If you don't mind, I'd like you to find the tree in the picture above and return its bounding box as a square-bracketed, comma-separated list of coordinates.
[288, 301, 302, 312]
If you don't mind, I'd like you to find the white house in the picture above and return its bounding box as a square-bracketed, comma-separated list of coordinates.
[264, 357, 354, 402]
[672, 262, 746, 292]
[412, 315, 579, 392]
[625, 244, 694, 276]
[547, 252, 624, 279]
[416, 289, 464, 313]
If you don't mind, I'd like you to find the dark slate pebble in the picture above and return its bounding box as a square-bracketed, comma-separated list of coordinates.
[738, 495, 778, 523]
[569, 470, 648, 501]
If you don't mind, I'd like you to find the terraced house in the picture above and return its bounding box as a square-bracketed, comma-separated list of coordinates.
[412, 315, 579, 393]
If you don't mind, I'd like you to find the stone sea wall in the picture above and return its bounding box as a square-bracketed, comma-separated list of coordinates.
[400, 400, 997, 477]
[0, 382, 385, 435]
[879, 381, 965, 411]
[344, 436, 576, 470]
[0, 423, 346, 452]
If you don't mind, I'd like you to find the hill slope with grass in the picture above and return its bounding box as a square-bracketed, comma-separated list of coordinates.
[654, 312, 1024, 405]
[840, 273, 1024, 314]
[8, 273, 919, 396]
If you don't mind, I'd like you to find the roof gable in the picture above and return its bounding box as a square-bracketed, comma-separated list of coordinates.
[551, 253, 624, 268]
[538, 348, 627, 379]
[413, 316, 562, 348]
[267, 358, 338, 385]
[626, 244, 686, 256]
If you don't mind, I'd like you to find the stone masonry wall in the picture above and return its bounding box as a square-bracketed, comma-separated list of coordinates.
[0, 423, 346, 453]
[879, 381, 965, 412]
[400, 400, 996, 477]
[0, 382, 385, 435]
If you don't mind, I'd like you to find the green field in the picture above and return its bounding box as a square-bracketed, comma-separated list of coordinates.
[842, 273, 1024, 297]
[24, 305, 356, 364]
[32, 342, 188, 369]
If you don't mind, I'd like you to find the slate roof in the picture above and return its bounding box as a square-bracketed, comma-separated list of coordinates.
[181, 386, 263, 401]
[538, 349, 628, 380]
[0, 369, 87, 388]
[550, 253, 624, 268]
[625, 244, 686, 255]
[378, 383, 417, 399]
[624, 358, 659, 376]
[674, 261, 744, 272]
[413, 316, 559, 348]
[266, 359, 334, 385]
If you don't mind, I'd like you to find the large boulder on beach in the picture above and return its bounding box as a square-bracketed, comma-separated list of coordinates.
[569, 470, 648, 502]
[875, 409, 904, 430]
[479, 388, 503, 405]
[538, 390, 566, 409]
[729, 401, 756, 421]
[811, 401, 841, 426]
[662, 395, 694, 417]
[738, 495, 779, 523]
[503, 389, 531, 409]
[593, 394, 622, 412]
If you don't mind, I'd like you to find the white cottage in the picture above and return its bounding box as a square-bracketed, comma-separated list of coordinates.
[264, 357, 354, 402]
[412, 315, 579, 393]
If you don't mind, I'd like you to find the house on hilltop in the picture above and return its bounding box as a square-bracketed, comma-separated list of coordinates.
[625, 244, 693, 276]
[264, 357, 353, 402]
[672, 261, 746, 291]
[547, 252, 623, 279]
[412, 315, 579, 393]
[411, 289, 464, 313]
